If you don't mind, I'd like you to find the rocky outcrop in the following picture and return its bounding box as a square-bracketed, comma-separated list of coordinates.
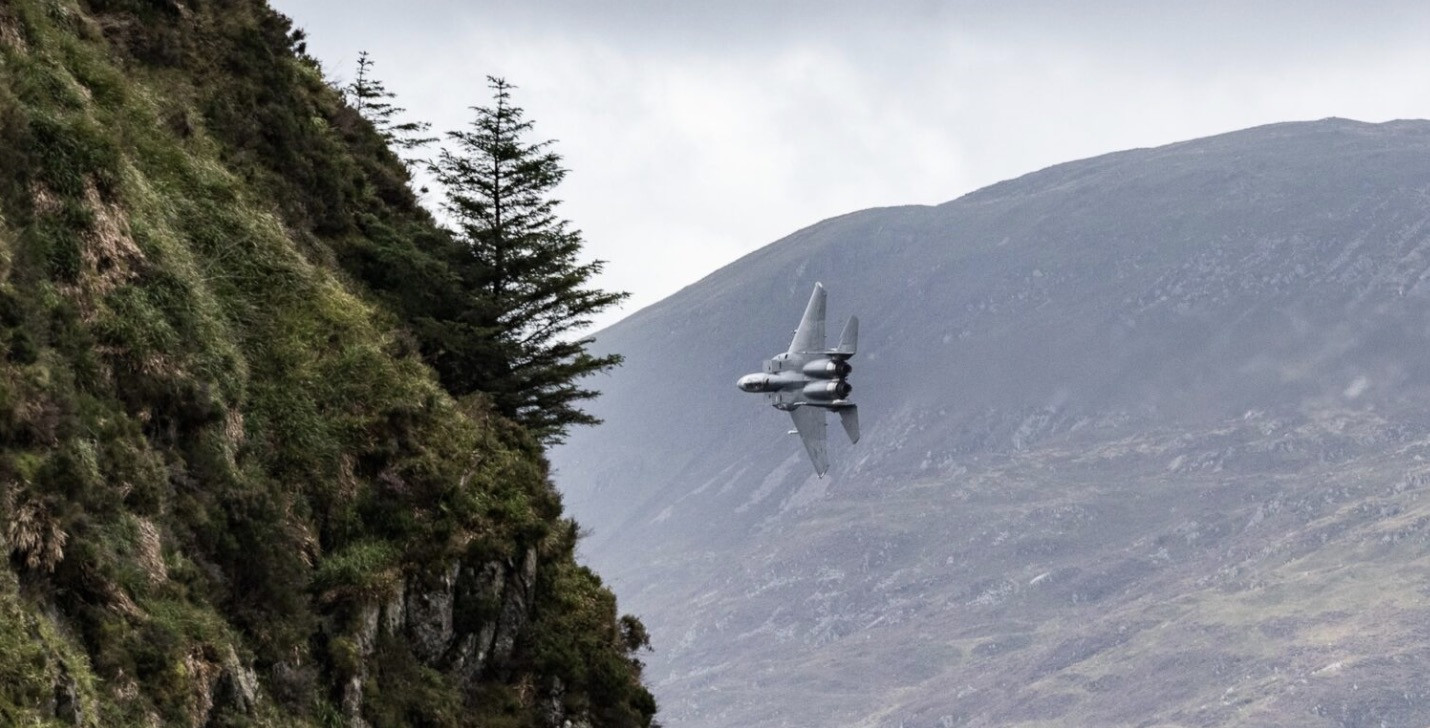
[211, 647, 260, 720]
[179, 645, 259, 728]
[336, 548, 541, 725]
[545, 678, 595, 728]
[50, 663, 83, 726]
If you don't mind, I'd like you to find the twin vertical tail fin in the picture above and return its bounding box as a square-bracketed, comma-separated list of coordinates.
[789, 283, 827, 353]
[835, 316, 858, 356]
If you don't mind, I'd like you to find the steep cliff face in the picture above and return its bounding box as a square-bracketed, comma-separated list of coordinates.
[0, 1, 653, 726]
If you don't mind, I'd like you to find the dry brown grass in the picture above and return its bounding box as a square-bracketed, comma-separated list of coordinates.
[14, 396, 61, 445]
[135, 517, 167, 585]
[0, 8, 27, 54]
[5, 497, 67, 573]
[336, 454, 360, 502]
[182, 647, 221, 728]
[100, 579, 143, 620]
[294, 521, 318, 569]
[45, 180, 148, 322]
[29, 183, 61, 216]
[79, 181, 146, 296]
[222, 408, 246, 448]
[515, 674, 537, 708]
[0, 215, 12, 280]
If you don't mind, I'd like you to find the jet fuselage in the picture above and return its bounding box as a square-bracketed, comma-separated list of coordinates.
[736, 362, 852, 411]
[736, 282, 860, 475]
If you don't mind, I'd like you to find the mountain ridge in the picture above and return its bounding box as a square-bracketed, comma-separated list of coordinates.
[554, 116, 1430, 726]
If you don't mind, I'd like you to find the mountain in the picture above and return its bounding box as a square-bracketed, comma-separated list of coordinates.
[552, 118, 1430, 727]
[0, 1, 652, 726]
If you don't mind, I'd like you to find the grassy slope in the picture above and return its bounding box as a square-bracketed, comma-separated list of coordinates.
[0, 0, 652, 725]
[645, 411, 1430, 727]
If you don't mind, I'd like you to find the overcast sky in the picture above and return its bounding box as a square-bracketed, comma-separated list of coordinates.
[273, 1, 1430, 330]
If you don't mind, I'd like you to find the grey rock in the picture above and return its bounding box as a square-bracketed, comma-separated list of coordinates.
[405, 562, 460, 664]
[52, 663, 81, 726]
[381, 588, 405, 638]
[450, 560, 506, 681]
[340, 675, 369, 728]
[340, 602, 382, 727]
[353, 601, 380, 658]
[491, 549, 537, 671]
[544, 677, 595, 728]
[211, 647, 259, 719]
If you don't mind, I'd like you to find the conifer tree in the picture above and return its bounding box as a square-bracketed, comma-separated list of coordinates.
[435, 77, 628, 443]
[345, 51, 436, 164]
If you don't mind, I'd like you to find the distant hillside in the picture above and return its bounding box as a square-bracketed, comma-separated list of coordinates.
[553, 118, 1430, 727]
[0, 1, 651, 726]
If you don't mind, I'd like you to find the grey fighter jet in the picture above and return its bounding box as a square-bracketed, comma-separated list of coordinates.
[737, 282, 859, 476]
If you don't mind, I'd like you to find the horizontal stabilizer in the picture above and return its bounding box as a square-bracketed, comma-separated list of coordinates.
[835, 316, 858, 356]
[838, 405, 859, 444]
[789, 405, 830, 476]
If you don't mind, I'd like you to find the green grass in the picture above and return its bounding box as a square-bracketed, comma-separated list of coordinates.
[0, 0, 653, 725]
[0, 569, 99, 727]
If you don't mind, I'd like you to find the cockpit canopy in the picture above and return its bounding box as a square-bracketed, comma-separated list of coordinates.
[737, 373, 776, 393]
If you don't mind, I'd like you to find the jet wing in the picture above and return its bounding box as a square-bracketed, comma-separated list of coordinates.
[788, 282, 826, 354]
[788, 406, 829, 476]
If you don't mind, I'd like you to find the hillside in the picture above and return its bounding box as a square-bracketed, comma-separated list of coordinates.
[552, 118, 1430, 726]
[0, 1, 652, 726]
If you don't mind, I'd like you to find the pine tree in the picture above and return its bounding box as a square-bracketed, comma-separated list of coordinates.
[435, 77, 628, 443]
[345, 51, 436, 164]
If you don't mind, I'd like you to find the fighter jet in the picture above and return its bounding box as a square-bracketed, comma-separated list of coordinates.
[737, 282, 859, 476]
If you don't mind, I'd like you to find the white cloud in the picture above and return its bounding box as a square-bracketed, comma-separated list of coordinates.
[275, 1, 1430, 329]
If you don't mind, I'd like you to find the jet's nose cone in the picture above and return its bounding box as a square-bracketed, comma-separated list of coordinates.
[737, 374, 763, 392]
